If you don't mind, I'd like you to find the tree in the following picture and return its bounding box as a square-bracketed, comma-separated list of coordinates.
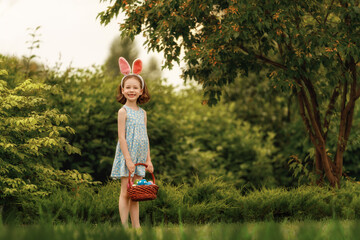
[144, 55, 162, 80]
[98, 0, 360, 187]
[104, 36, 139, 76]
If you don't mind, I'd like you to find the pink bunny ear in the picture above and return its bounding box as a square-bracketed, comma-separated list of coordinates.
[132, 59, 143, 75]
[119, 57, 131, 75]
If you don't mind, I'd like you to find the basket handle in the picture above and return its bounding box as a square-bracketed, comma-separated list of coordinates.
[127, 163, 156, 188]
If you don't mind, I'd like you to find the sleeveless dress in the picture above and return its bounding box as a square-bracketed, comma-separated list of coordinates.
[110, 105, 149, 179]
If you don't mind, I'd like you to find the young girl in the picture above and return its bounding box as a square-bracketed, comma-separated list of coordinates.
[110, 57, 153, 229]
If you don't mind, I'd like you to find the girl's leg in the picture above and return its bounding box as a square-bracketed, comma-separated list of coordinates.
[119, 177, 131, 228]
[129, 174, 143, 228]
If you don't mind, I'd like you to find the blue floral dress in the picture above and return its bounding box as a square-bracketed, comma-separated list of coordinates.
[110, 105, 149, 179]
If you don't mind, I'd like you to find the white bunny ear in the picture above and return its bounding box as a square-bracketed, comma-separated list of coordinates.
[119, 57, 131, 75]
[132, 59, 142, 75]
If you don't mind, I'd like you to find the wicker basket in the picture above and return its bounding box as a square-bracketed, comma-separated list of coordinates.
[127, 163, 159, 201]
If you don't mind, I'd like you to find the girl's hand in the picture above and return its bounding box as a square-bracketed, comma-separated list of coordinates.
[145, 161, 154, 173]
[126, 160, 135, 173]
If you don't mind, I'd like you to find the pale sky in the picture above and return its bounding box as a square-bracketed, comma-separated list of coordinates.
[0, 0, 184, 87]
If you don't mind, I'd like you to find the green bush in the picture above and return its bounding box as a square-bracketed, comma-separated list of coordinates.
[15, 177, 360, 225]
[0, 55, 100, 224]
[146, 84, 278, 188]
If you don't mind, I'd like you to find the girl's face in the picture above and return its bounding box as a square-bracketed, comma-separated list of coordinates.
[121, 77, 143, 102]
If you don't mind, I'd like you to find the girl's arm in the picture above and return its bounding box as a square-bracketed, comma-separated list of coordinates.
[144, 111, 154, 173]
[118, 108, 135, 173]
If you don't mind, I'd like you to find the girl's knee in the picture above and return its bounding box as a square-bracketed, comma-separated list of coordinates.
[120, 190, 129, 199]
[120, 177, 130, 198]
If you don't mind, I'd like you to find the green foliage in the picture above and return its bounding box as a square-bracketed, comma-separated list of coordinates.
[14, 176, 360, 225]
[141, 178, 360, 223]
[223, 70, 313, 186]
[288, 154, 317, 186]
[43, 66, 120, 180]
[223, 71, 295, 130]
[145, 81, 277, 187]
[98, 0, 360, 104]
[0, 55, 99, 222]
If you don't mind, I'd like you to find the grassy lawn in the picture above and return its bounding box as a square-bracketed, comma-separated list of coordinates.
[0, 220, 359, 240]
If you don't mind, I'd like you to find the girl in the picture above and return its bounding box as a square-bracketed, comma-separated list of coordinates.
[110, 57, 153, 229]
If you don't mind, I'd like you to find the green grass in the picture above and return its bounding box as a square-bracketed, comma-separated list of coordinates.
[1, 220, 360, 240]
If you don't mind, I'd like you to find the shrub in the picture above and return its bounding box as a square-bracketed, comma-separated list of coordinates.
[24, 177, 360, 225]
[0, 56, 99, 224]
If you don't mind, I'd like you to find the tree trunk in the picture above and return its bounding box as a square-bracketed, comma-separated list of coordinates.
[318, 141, 339, 187]
[315, 150, 323, 185]
[295, 57, 358, 188]
[295, 80, 354, 187]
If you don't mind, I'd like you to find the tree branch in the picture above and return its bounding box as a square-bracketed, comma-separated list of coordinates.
[335, 75, 349, 169]
[350, 58, 360, 99]
[350, 57, 357, 99]
[341, 79, 347, 114]
[344, 58, 358, 142]
[239, 45, 287, 70]
[301, 75, 324, 136]
[356, 87, 360, 99]
[306, 9, 322, 25]
[297, 89, 319, 150]
[344, 101, 355, 143]
[337, 52, 345, 68]
[323, 82, 341, 140]
[295, 78, 324, 144]
[275, 40, 285, 64]
[324, 0, 335, 25]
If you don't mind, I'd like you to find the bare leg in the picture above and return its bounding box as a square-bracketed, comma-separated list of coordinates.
[129, 174, 142, 228]
[119, 177, 131, 228]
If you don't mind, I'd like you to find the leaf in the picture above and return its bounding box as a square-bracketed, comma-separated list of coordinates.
[0, 69, 8, 76]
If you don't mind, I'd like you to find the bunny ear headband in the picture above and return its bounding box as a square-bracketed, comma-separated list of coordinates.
[119, 57, 144, 89]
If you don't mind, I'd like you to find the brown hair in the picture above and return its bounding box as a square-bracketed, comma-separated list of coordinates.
[116, 75, 151, 104]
